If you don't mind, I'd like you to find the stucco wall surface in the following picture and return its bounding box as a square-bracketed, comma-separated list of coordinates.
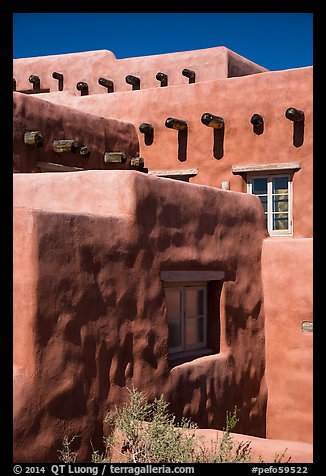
[262, 238, 313, 443]
[31, 66, 312, 237]
[13, 92, 140, 173]
[14, 170, 267, 462]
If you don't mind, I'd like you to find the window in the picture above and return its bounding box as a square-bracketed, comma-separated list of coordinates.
[161, 270, 224, 365]
[165, 284, 207, 354]
[248, 174, 293, 236]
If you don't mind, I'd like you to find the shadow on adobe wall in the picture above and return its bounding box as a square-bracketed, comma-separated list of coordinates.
[178, 129, 188, 162]
[293, 121, 304, 148]
[213, 128, 225, 160]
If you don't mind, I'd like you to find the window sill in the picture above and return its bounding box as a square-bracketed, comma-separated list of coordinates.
[265, 234, 294, 239]
[168, 348, 215, 368]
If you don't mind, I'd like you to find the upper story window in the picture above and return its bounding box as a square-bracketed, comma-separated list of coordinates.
[247, 174, 293, 236]
[232, 162, 301, 237]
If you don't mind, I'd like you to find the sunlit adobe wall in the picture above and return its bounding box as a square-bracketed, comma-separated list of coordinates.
[13, 47, 268, 95]
[26, 65, 312, 238]
[262, 238, 313, 444]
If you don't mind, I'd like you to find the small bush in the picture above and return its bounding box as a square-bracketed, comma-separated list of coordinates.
[92, 386, 253, 463]
[57, 435, 79, 463]
[197, 407, 252, 463]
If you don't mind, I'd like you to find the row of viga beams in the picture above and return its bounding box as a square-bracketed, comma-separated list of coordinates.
[23, 133, 144, 167]
[137, 108, 304, 135]
[13, 69, 196, 94]
[22, 106, 304, 152]
[140, 109, 304, 156]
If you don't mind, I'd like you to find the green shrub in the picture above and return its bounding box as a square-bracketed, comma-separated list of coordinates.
[57, 435, 79, 463]
[92, 386, 252, 463]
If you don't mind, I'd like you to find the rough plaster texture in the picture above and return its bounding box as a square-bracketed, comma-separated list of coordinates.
[13, 93, 140, 173]
[262, 238, 313, 444]
[14, 170, 268, 462]
[31, 66, 312, 238]
[13, 47, 268, 95]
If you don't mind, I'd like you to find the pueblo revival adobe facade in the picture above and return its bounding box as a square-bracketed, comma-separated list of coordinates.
[13, 46, 313, 462]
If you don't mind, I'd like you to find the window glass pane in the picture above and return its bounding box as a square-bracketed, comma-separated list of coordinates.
[166, 289, 181, 319]
[186, 289, 204, 317]
[168, 318, 182, 349]
[273, 194, 288, 213]
[252, 178, 267, 195]
[185, 317, 204, 346]
[272, 177, 288, 194]
[273, 213, 289, 230]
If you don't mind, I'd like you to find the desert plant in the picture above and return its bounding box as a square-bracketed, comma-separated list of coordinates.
[195, 406, 252, 463]
[92, 386, 254, 463]
[57, 435, 80, 463]
[273, 449, 291, 463]
[258, 448, 291, 464]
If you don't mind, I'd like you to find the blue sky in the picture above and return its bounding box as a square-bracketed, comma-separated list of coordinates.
[13, 13, 313, 71]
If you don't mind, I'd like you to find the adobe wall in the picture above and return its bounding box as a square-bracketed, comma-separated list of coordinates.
[12, 47, 313, 461]
[13, 170, 267, 462]
[262, 238, 313, 443]
[31, 66, 313, 238]
[13, 208, 38, 419]
[13, 93, 140, 173]
[13, 47, 267, 95]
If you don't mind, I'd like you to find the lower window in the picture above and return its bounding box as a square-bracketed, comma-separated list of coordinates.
[165, 285, 207, 354]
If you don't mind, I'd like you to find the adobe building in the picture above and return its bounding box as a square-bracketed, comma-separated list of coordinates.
[13, 46, 313, 462]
